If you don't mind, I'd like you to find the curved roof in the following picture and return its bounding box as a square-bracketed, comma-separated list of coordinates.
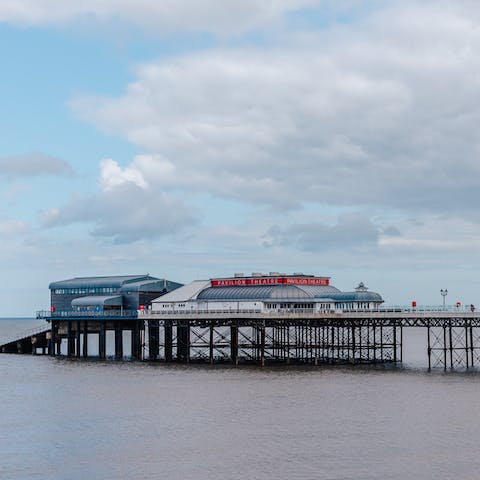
[197, 284, 341, 301]
[71, 295, 123, 307]
[120, 279, 183, 293]
[152, 280, 211, 303]
[50, 275, 157, 289]
[329, 291, 383, 302]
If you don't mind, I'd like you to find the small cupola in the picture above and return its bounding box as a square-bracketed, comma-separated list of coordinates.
[355, 282, 368, 292]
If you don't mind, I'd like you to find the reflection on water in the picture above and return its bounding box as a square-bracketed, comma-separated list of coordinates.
[1, 319, 480, 480]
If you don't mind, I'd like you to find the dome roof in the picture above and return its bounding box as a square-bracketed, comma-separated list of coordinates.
[197, 284, 341, 301]
[328, 291, 383, 302]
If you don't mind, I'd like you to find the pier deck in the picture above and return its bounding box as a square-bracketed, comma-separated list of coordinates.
[2, 308, 480, 370]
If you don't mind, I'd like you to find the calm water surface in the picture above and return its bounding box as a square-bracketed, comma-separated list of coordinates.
[1, 319, 480, 480]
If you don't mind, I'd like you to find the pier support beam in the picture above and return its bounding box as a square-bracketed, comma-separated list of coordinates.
[49, 321, 56, 356]
[260, 324, 265, 367]
[177, 323, 190, 362]
[99, 321, 106, 359]
[76, 321, 81, 358]
[209, 322, 214, 365]
[56, 328, 61, 356]
[148, 320, 159, 361]
[67, 321, 75, 357]
[114, 322, 123, 359]
[131, 320, 142, 360]
[83, 321, 88, 358]
[164, 323, 173, 362]
[427, 326, 431, 370]
[230, 325, 238, 365]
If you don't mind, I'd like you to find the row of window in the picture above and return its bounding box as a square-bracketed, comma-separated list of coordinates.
[265, 302, 372, 309]
[336, 302, 371, 309]
[53, 287, 118, 295]
[266, 303, 315, 309]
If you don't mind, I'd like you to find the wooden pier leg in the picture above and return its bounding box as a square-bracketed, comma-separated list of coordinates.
[286, 326, 291, 364]
[185, 324, 190, 362]
[230, 325, 238, 365]
[443, 326, 448, 370]
[351, 325, 356, 364]
[164, 323, 172, 362]
[361, 325, 366, 362]
[321, 325, 326, 362]
[400, 326, 403, 363]
[448, 322, 453, 369]
[131, 320, 141, 360]
[83, 321, 88, 358]
[131, 326, 136, 358]
[427, 325, 431, 370]
[331, 325, 340, 363]
[99, 321, 106, 359]
[148, 320, 159, 361]
[393, 325, 397, 363]
[209, 322, 214, 365]
[470, 325, 474, 367]
[67, 321, 75, 357]
[465, 325, 469, 368]
[176, 323, 190, 362]
[76, 321, 81, 358]
[260, 324, 265, 367]
[49, 320, 56, 356]
[380, 325, 384, 362]
[366, 324, 371, 362]
[114, 322, 123, 359]
[56, 323, 62, 356]
[176, 324, 184, 361]
[140, 327, 145, 361]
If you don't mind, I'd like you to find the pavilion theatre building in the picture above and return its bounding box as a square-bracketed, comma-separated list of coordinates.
[151, 273, 384, 313]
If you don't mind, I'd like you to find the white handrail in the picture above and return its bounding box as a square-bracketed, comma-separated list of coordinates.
[143, 305, 478, 316]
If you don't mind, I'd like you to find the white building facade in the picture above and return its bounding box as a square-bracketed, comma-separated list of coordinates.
[151, 274, 383, 313]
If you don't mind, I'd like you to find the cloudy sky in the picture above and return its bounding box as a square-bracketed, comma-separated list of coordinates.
[1, 0, 480, 314]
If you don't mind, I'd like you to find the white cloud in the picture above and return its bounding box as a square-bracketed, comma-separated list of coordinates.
[69, 0, 480, 219]
[0, 152, 73, 177]
[266, 213, 381, 251]
[100, 158, 148, 191]
[41, 161, 196, 243]
[0, 220, 28, 237]
[0, 0, 319, 34]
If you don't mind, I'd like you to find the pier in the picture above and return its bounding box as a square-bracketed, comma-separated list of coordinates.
[141, 309, 480, 370]
[3, 308, 480, 370]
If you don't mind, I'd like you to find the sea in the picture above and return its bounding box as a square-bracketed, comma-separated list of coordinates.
[1, 318, 480, 480]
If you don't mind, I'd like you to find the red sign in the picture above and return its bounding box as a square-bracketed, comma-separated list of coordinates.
[412, 301, 417, 308]
[50, 306, 55, 313]
[211, 277, 330, 287]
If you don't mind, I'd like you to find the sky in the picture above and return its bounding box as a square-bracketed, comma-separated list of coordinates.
[1, 0, 480, 315]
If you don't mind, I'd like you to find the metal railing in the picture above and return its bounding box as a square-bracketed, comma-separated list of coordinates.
[143, 304, 479, 316]
[143, 309, 263, 315]
[36, 309, 139, 319]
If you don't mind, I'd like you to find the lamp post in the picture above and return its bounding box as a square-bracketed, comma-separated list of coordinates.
[440, 289, 448, 310]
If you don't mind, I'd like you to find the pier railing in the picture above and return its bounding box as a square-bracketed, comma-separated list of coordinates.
[36, 310, 139, 319]
[143, 305, 477, 317]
